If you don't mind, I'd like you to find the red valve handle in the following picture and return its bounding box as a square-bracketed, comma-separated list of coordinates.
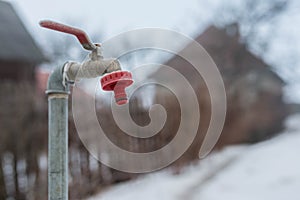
[39, 20, 96, 51]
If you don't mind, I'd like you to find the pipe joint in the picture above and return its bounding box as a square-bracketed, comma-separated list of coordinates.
[46, 63, 70, 95]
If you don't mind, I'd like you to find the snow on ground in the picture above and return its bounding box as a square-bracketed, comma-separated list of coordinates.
[88, 114, 300, 200]
[191, 115, 300, 200]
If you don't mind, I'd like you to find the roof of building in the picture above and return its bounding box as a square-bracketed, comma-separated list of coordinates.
[196, 23, 285, 84]
[0, 1, 45, 64]
[164, 24, 285, 85]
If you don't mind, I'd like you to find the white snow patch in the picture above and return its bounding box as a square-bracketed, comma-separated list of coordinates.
[192, 116, 300, 200]
[88, 114, 300, 200]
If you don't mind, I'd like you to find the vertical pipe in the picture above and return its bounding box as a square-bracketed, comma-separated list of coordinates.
[47, 64, 70, 200]
[48, 94, 68, 200]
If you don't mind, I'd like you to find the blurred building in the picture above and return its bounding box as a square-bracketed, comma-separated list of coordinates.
[0, 0, 45, 82]
[149, 24, 288, 161]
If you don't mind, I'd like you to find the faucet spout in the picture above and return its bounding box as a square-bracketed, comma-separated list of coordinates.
[101, 71, 133, 105]
[64, 47, 121, 82]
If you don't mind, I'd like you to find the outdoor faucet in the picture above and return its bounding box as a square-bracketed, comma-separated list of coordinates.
[40, 20, 133, 105]
[39, 20, 133, 200]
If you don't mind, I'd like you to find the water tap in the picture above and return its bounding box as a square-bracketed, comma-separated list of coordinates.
[40, 20, 133, 105]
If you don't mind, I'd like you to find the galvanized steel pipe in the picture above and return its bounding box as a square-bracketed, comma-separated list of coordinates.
[46, 64, 70, 200]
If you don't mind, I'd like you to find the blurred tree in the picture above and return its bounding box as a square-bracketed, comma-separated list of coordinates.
[0, 153, 6, 200]
[0, 81, 47, 199]
[213, 0, 289, 52]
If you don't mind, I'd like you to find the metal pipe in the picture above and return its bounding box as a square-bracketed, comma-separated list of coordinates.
[46, 64, 70, 200]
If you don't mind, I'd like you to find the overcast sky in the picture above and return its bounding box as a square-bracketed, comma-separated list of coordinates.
[7, 0, 213, 39]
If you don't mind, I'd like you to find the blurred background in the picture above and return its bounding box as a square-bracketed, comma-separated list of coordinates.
[0, 0, 299, 199]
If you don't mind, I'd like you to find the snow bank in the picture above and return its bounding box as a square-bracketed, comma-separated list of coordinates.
[88, 114, 300, 200]
[191, 115, 300, 200]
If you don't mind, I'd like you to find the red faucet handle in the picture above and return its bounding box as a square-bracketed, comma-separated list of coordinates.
[101, 71, 133, 105]
[39, 20, 96, 51]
